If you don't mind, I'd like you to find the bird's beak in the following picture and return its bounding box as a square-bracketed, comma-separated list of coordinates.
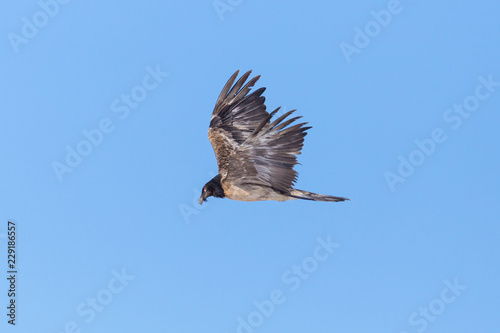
[198, 196, 205, 205]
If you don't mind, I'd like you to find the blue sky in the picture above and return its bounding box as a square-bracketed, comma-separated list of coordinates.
[1, 0, 499, 332]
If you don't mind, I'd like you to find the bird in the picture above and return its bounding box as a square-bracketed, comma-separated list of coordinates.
[199, 70, 349, 204]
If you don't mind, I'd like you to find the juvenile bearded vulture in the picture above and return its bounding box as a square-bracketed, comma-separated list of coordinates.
[199, 70, 349, 204]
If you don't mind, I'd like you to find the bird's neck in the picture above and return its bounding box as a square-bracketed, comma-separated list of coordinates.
[209, 174, 225, 198]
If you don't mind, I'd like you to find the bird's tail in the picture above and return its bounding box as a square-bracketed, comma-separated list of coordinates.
[289, 189, 349, 202]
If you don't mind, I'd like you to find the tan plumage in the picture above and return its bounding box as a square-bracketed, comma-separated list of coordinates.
[199, 70, 349, 204]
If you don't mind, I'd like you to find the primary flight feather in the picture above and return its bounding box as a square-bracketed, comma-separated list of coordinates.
[199, 70, 349, 204]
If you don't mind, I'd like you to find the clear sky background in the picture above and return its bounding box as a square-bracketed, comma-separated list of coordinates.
[1, 1, 499, 332]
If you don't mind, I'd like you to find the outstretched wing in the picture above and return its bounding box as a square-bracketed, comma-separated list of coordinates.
[225, 109, 311, 194]
[208, 70, 270, 177]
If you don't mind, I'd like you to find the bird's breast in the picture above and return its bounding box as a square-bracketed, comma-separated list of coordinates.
[222, 182, 294, 202]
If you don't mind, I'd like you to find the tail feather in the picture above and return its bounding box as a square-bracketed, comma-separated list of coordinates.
[289, 189, 349, 202]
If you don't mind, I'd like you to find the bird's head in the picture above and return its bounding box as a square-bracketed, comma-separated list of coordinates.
[199, 184, 213, 204]
[199, 174, 225, 205]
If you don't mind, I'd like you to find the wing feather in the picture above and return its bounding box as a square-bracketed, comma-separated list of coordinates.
[208, 70, 270, 177]
[207, 71, 311, 194]
[226, 109, 311, 194]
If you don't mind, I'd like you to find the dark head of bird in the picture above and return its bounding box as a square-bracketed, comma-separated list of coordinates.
[199, 174, 225, 204]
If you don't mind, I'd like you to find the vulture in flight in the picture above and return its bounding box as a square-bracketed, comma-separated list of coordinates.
[199, 70, 349, 204]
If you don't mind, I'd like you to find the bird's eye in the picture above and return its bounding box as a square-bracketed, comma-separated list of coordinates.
[203, 188, 207, 192]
